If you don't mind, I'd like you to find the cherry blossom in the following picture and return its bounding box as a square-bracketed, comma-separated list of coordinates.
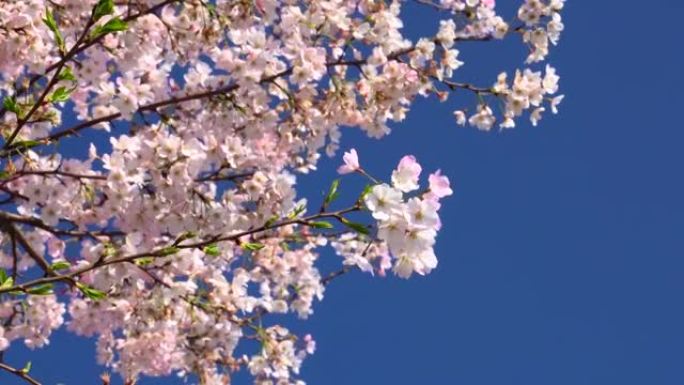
[391, 155, 422, 193]
[337, 149, 360, 175]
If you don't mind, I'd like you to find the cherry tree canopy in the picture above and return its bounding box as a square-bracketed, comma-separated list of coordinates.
[0, 0, 564, 384]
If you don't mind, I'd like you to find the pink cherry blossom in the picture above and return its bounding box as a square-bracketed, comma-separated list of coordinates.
[482, 0, 496, 8]
[391, 155, 422, 192]
[337, 148, 360, 174]
[429, 170, 454, 198]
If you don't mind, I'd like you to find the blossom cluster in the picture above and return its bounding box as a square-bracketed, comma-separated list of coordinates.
[334, 152, 453, 278]
[0, 0, 565, 384]
[463, 64, 563, 130]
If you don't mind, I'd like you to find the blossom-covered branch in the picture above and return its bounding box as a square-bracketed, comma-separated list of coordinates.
[0, 0, 565, 384]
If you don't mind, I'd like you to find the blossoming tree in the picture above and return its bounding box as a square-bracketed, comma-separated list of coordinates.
[0, 0, 565, 383]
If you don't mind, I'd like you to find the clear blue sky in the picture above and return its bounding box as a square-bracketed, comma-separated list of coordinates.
[5, 1, 684, 384]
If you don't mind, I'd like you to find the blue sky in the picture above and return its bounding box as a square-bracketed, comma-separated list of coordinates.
[4, 1, 684, 384]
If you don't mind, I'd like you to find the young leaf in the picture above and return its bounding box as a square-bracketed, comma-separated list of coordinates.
[204, 2, 217, 17]
[324, 179, 340, 206]
[0, 276, 13, 290]
[42, 7, 58, 30]
[2, 96, 20, 114]
[203, 244, 221, 257]
[93, 0, 115, 20]
[288, 204, 306, 219]
[21, 361, 31, 374]
[158, 246, 180, 256]
[57, 66, 77, 82]
[358, 184, 376, 203]
[102, 242, 117, 257]
[309, 220, 334, 229]
[90, 17, 127, 39]
[174, 231, 197, 244]
[26, 283, 54, 295]
[341, 217, 370, 235]
[12, 140, 42, 150]
[50, 261, 71, 271]
[133, 257, 154, 266]
[242, 242, 265, 251]
[42, 8, 65, 52]
[77, 283, 107, 300]
[49, 86, 73, 103]
[264, 215, 280, 228]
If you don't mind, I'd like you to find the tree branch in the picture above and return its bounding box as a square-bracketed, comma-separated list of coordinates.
[3, 11, 97, 148]
[0, 222, 53, 275]
[0, 362, 42, 385]
[0, 205, 362, 295]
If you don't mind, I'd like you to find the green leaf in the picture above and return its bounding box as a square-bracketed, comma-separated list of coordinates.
[288, 204, 306, 219]
[102, 242, 117, 257]
[0, 170, 10, 179]
[76, 283, 107, 300]
[42, 7, 58, 30]
[90, 17, 127, 39]
[12, 140, 41, 150]
[264, 215, 279, 228]
[309, 220, 333, 229]
[48, 86, 73, 103]
[174, 231, 197, 244]
[203, 244, 220, 257]
[133, 257, 154, 266]
[358, 184, 376, 203]
[93, 0, 115, 20]
[2, 96, 19, 114]
[324, 179, 340, 206]
[205, 3, 217, 17]
[57, 66, 77, 82]
[158, 246, 180, 256]
[26, 283, 53, 295]
[242, 242, 265, 251]
[42, 8, 65, 52]
[341, 218, 369, 235]
[0, 276, 13, 290]
[50, 261, 71, 271]
[20, 361, 31, 374]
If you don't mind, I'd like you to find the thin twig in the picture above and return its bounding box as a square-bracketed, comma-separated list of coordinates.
[0, 362, 42, 385]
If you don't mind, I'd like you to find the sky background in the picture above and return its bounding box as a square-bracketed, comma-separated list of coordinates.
[4, 1, 684, 384]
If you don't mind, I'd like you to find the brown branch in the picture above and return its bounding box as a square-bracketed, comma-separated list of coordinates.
[0, 170, 106, 187]
[10, 231, 19, 282]
[0, 205, 361, 295]
[396, 56, 499, 96]
[3, 12, 97, 148]
[45, 0, 182, 74]
[0, 211, 124, 239]
[195, 170, 255, 183]
[2, 168, 253, 185]
[132, 263, 244, 325]
[0, 362, 42, 385]
[0, 187, 29, 203]
[321, 265, 352, 286]
[0, 43, 421, 158]
[21, 41, 495, 155]
[0, 222, 53, 275]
